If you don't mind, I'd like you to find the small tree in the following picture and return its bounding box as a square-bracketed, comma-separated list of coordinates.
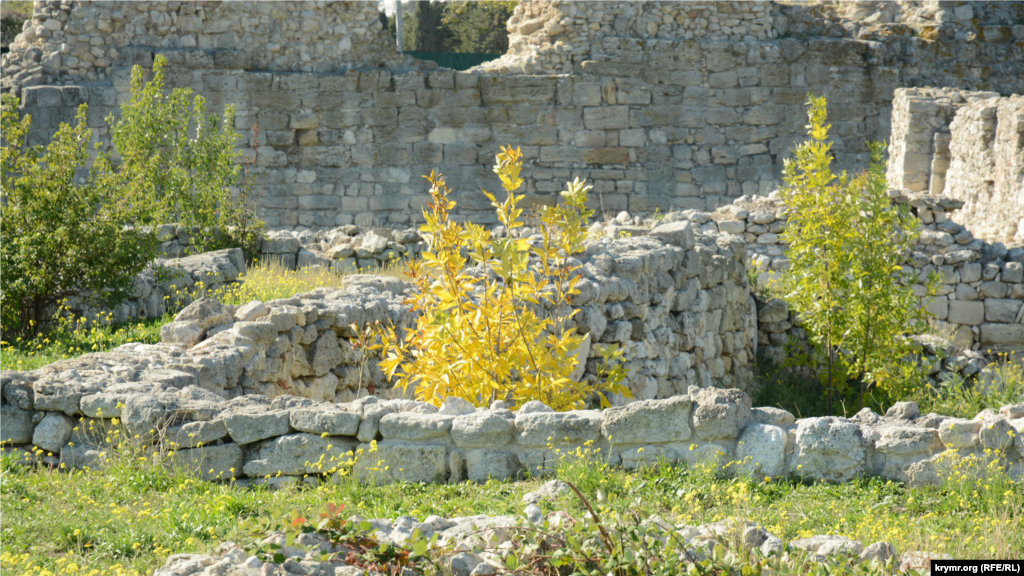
[97, 53, 264, 256]
[1, 99, 158, 338]
[378, 146, 628, 410]
[778, 95, 937, 413]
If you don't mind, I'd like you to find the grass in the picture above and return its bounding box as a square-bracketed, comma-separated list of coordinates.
[0, 314, 168, 372]
[753, 352, 1024, 420]
[2, 428, 1021, 576]
[0, 257, 410, 372]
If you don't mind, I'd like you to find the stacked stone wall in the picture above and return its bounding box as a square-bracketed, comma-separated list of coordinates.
[1, 0, 406, 89]
[887, 88, 1024, 247]
[5, 2, 1023, 229]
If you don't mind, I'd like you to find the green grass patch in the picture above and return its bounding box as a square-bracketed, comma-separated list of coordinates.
[2, 436, 1021, 575]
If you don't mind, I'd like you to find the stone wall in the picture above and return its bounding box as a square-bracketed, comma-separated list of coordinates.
[4, 2, 1023, 228]
[887, 88, 1024, 247]
[0, 0, 405, 90]
[67, 248, 246, 325]
[4, 361, 1022, 487]
[693, 191, 1024, 360]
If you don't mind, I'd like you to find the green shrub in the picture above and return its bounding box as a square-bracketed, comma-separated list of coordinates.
[1, 98, 158, 339]
[1, 54, 264, 339]
[99, 53, 264, 257]
[777, 95, 938, 414]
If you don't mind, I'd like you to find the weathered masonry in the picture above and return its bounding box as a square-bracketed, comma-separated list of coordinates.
[4, 1, 1023, 228]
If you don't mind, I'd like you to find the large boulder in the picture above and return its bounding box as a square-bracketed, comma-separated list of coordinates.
[1, 405, 35, 444]
[243, 433, 359, 477]
[735, 423, 787, 478]
[691, 387, 752, 441]
[601, 396, 692, 444]
[515, 411, 603, 447]
[451, 411, 516, 449]
[790, 417, 869, 483]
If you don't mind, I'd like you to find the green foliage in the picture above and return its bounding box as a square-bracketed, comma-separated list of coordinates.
[0, 0, 30, 47]
[408, 0, 449, 52]
[777, 95, 938, 413]
[383, 1, 517, 54]
[909, 355, 1024, 419]
[379, 146, 628, 410]
[1, 96, 159, 339]
[0, 312, 167, 371]
[441, 1, 518, 53]
[98, 54, 264, 257]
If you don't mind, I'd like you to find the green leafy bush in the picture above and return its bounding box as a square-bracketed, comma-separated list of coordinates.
[1, 53, 264, 339]
[1, 98, 158, 338]
[99, 53, 264, 257]
[777, 95, 937, 413]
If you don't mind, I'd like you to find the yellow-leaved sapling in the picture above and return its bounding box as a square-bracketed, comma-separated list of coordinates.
[378, 146, 628, 410]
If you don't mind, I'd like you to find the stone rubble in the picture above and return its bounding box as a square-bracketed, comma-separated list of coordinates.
[149, 505, 960, 576]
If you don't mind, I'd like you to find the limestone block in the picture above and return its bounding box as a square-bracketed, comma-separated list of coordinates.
[451, 411, 516, 449]
[289, 409, 361, 436]
[938, 418, 980, 449]
[168, 443, 244, 481]
[306, 331, 341, 377]
[234, 301, 269, 322]
[379, 413, 455, 441]
[165, 420, 229, 450]
[735, 423, 787, 478]
[750, 407, 795, 427]
[758, 299, 788, 323]
[60, 444, 109, 471]
[649, 220, 696, 250]
[465, 449, 522, 481]
[791, 417, 867, 483]
[985, 299, 1022, 323]
[692, 387, 752, 441]
[261, 235, 300, 254]
[1, 405, 35, 444]
[31, 413, 73, 453]
[980, 324, 1024, 347]
[175, 298, 232, 331]
[516, 411, 603, 447]
[243, 433, 358, 477]
[583, 106, 629, 130]
[122, 395, 167, 441]
[517, 401, 555, 414]
[875, 426, 943, 457]
[947, 300, 984, 325]
[354, 442, 448, 484]
[224, 411, 291, 445]
[232, 321, 278, 347]
[791, 535, 863, 556]
[161, 321, 203, 348]
[979, 417, 1015, 451]
[601, 396, 692, 444]
[439, 397, 477, 416]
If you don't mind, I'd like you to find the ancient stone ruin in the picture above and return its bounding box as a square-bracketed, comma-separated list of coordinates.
[1, 1, 1022, 495]
[4, 1, 1022, 227]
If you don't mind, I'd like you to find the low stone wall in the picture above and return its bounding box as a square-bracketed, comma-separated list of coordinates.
[3, 369, 1022, 488]
[67, 248, 246, 325]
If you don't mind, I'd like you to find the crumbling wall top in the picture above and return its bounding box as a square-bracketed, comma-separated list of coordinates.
[1, 0, 409, 94]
